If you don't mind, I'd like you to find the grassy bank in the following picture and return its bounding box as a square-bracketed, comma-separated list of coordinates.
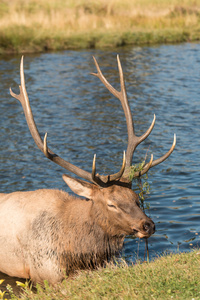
[3, 250, 200, 299]
[0, 0, 200, 53]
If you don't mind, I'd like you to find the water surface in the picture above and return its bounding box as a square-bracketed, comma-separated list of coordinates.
[0, 43, 199, 274]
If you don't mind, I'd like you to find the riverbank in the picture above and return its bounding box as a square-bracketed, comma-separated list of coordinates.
[4, 250, 200, 299]
[0, 0, 200, 54]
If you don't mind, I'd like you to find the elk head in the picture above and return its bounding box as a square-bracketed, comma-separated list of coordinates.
[10, 56, 176, 240]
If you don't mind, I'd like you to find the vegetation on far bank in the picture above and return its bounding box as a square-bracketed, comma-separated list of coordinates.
[0, 0, 200, 53]
[1, 249, 199, 299]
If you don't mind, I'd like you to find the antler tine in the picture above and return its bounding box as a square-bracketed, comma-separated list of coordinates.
[133, 134, 176, 178]
[150, 133, 176, 168]
[43, 132, 51, 159]
[92, 57, 120, 98]
[10, 56, 43, 151]
[92, 154, 97, 183]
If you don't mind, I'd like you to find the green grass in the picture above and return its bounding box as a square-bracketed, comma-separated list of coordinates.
[0, 0, 200, 53]
[4, 250, 200, 299]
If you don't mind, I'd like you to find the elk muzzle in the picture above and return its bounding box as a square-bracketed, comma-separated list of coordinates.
[132, 219, 155, 238]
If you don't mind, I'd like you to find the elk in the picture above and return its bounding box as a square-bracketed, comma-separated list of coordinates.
[0, 56, 176, 284]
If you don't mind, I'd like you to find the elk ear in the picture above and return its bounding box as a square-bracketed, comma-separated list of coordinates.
[62, 174, 94, 199]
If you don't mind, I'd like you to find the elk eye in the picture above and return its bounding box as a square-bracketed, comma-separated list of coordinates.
[107, 204, 117, 209]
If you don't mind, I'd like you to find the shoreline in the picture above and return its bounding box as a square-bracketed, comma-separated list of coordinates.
[0, 29, 200, 55]
[0, 0, 200, 54]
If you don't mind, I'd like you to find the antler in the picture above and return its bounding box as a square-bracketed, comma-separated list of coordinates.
[10, 56, 126, 186]
[91, 55, 176, 180]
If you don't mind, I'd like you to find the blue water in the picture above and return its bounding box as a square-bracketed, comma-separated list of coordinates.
[0, 43, 199, 269]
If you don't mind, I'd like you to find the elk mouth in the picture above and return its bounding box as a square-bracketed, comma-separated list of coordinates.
[132, 230, 153, 239]
[132, 229, 139, 236]
[132, 230, 151, 239]
[135, 231, 152, 238]
[132, 221, 155, 238]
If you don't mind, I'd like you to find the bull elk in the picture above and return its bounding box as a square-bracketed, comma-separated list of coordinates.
[0, 56, 176, 284]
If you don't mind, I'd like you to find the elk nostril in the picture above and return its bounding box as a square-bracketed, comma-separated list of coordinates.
[143, 222, 155, 234]
[143, 222, 150, 232]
